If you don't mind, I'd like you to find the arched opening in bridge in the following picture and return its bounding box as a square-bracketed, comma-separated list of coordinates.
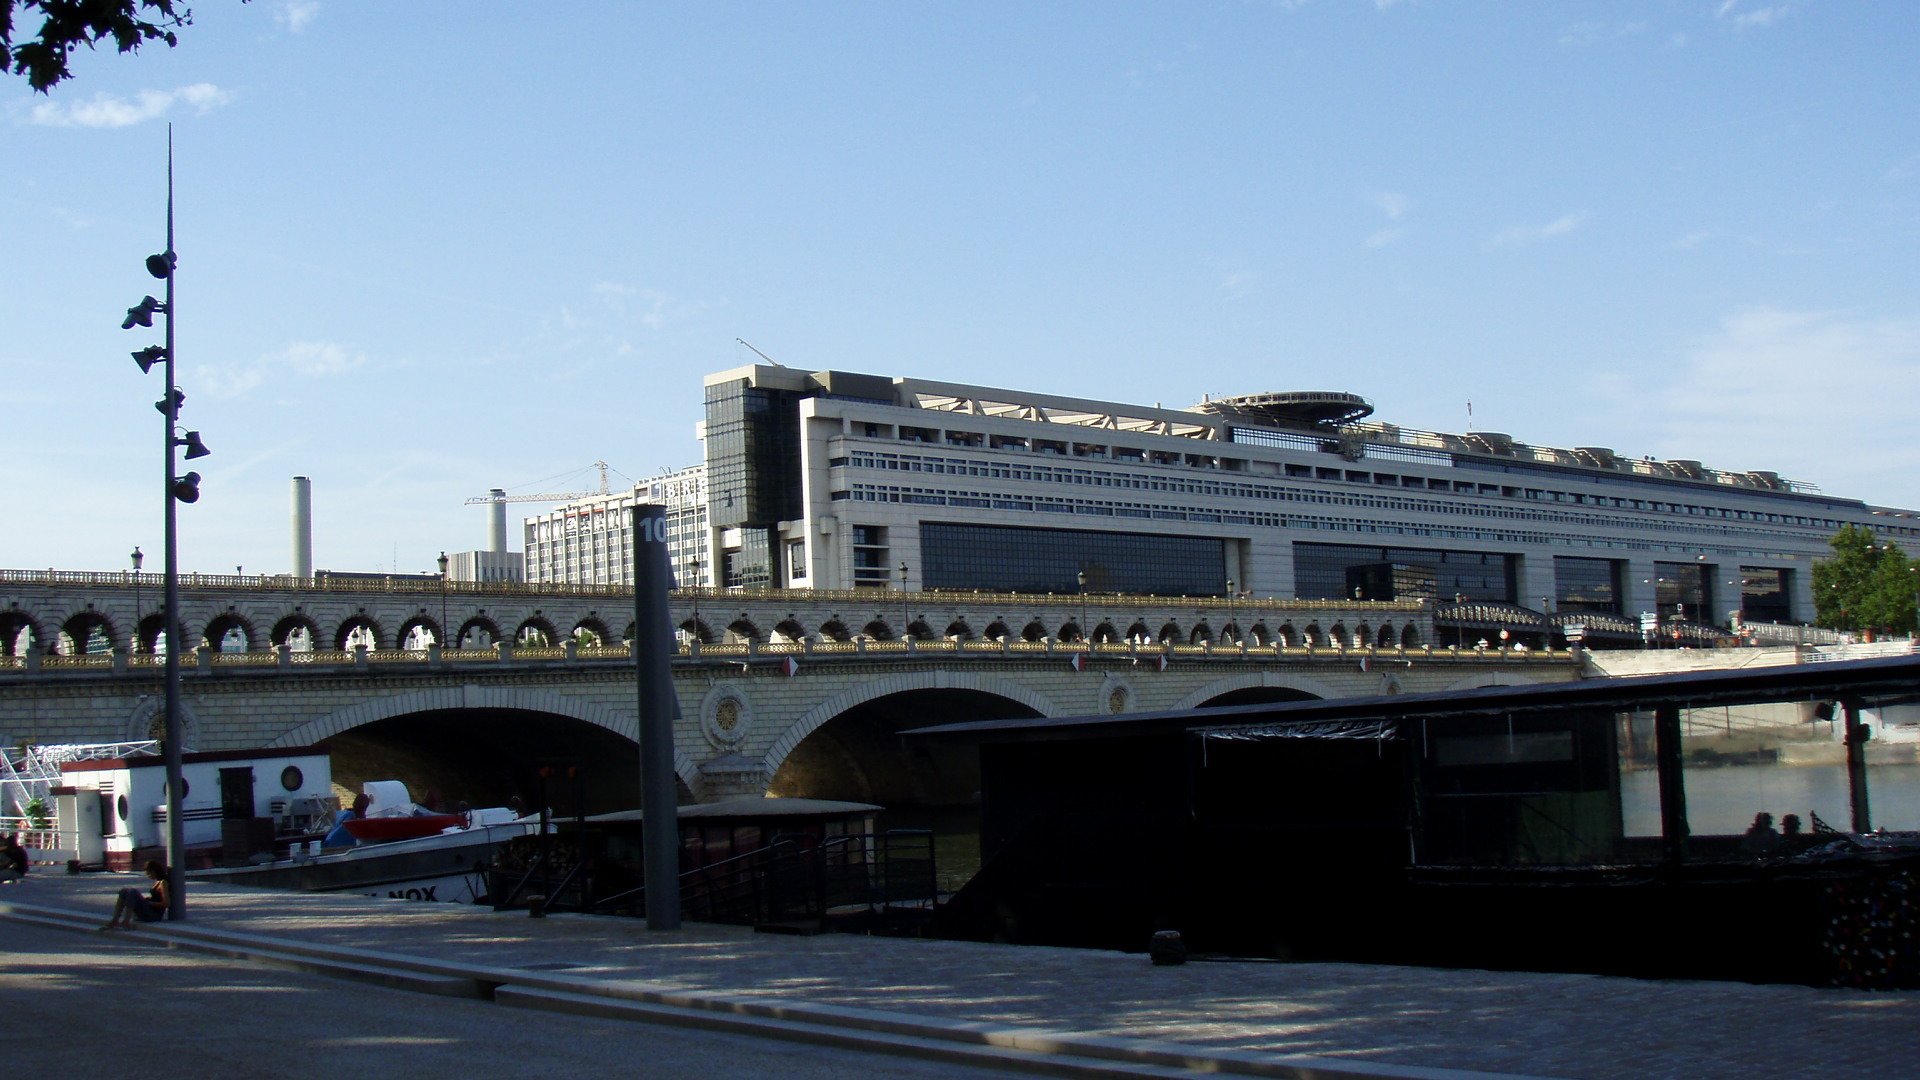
[516, 617, 558, 648]
[0, 613, 40, 656]
[319, 709, 676, 818]
[573, 617, 611, 647]
[202, 613, 255, 653]
[336, 617, 382, 652]
[399, 617, 439, 651]
[767, 688, 1042, 892]
[59, 613, 114, 655]
[456, 617, 499, 650]
[272, 614, 319, 653]
[1196, 686, 1323, 709]
[772, 619, 806, 644]
[137, 613, 171, 654]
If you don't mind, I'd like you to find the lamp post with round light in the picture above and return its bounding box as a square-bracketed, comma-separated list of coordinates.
[437, 552, 450, 650]
[130, 547, 144, 653]
[898, 561, 910, 641]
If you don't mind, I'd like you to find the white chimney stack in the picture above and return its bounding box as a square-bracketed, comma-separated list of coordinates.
[488, 489, 508, 554]
[291, 476, 313, 577]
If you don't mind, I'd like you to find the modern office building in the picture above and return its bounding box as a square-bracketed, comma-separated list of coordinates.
[535, 365, 1920, 632]
[523, 466, 707, 588]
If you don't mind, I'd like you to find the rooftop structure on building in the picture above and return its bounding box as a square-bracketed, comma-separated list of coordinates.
[527, 365, 1920, 641]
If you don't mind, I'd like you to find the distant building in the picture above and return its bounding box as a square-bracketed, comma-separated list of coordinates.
[446, 550, 524, 584]
[523, 466, 706, 588]
[526, 364, 1920, 630]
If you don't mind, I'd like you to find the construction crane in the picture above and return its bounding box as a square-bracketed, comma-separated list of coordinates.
[464, 461, 619, 506]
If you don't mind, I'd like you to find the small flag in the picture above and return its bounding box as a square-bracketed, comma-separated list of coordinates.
[782, 656, 799, 677]
[1069, 652, 1084, 672]
[1156, 654, 1169, 672]
[1359, 656, 1369, 672]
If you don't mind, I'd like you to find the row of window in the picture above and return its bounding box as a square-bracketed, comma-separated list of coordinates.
[834, 449, 1837, 547]
[834, 481, 1805, 562]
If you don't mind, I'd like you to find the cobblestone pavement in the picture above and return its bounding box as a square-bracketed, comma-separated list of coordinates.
[11, 873, 1920, 1079]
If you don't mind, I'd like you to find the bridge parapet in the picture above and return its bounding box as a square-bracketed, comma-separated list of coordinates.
[2, 638, 1576, 676]
[1, 568, 1438, 658]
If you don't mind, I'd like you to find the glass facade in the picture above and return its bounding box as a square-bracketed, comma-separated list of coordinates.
[1294, 542, 1516, 603]
[1554, 556, 1623, 614]
[921, 522, 1226, 595]
[1652, 560, 1714, 622]
[703, 378, 805, 530]
[1739, 566, 1793, 624]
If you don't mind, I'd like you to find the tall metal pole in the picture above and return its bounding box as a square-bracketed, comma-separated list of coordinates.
[631, 504, 680, 929]
[160, 128, 186, 920]
[1653, 703, 1688, 863]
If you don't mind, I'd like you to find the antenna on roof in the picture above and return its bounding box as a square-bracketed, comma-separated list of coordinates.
[736, 338, 782, 367]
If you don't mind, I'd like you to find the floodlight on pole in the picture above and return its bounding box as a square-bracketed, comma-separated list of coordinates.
[121, 295, 164, 329]
[118, 125, 193, 921]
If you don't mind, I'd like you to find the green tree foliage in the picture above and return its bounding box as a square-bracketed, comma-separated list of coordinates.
[2, 1, 194, 92]
[1812, 524, 1919, 637]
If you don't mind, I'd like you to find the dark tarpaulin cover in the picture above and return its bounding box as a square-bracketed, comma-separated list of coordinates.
[1198, 717, 1399, 742]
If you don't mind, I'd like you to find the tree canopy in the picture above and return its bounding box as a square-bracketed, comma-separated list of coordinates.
[2, 1, 193, 92]
[1811, 524, 1918, 638]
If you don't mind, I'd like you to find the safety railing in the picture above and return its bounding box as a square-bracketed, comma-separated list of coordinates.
[4, 638, 1576, 674]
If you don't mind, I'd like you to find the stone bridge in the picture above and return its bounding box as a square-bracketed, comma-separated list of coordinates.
[0, 569, 1574, 811]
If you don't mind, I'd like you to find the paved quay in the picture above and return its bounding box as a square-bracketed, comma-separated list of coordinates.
[5, 872, 1918, 1080]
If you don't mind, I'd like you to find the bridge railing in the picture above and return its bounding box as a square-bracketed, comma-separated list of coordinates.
[0, 638, 1575, 673]
[0, 567, 1428, 614]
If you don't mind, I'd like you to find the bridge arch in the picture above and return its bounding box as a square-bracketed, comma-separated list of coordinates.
[0, 611, 42, 655]
[772, 619, 807, 644]
[1125, 620, 1150, 643]
[819, 619, 853, 643]
[725, 618, 760, 644]
[942, 620, 973, 641]
[1401, 624, 1421, 647]
[571, 616, 612, 646]
[762, 671, 1057, 784]
[201, 612, 258, 653]
[1157, 621, 1180, 644]
[1171, 671, 1344, 710]
[334, 615, 385, 652]
[267, 686, 698, 798]
[1020, 620, 1047, 643]
[905, 619, 936, 641]
[1303, 622, 1323, 646]
[515, 616, 559, 647]
[134, 612, 169, 654]
[983, 620, 1011, 642]
[455, 615, 500, 650]
[1189, 622, 1213, 645]
[58, 612, 116, 655]
[862, 619, 895, 641]
[397, 615, 441, 651]
[1057, 620, 1083, 643]
[272, 613, 321, 651]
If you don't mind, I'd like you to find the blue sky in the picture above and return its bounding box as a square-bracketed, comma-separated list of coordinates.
[5, 1, 1918, 575]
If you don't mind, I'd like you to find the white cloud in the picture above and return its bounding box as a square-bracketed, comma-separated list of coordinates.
[29, 83, 232, 128]
[1490, 212, 1588, 247]
[1647, 308, 1920, 499]
[1365, 228, 1405, 249]
[276, 1, 321, 33]
[1370, 191, 1412, 221]
[1716, 1, 1791, 29]
[196, 341, 367, 398]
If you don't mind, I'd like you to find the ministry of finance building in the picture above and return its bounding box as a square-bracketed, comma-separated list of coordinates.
[525, 364, 1919, 638]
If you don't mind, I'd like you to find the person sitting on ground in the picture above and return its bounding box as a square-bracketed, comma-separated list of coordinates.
[0, 832, 29, 882]
[321, 793, 371, 849]
[101, 861, 169, 929]
[1740, 811, 1782, 855]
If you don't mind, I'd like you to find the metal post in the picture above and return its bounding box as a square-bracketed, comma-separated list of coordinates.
[1843, 699, 1872, 833]
[1654, 703, 1688, 863]
[159, 132, 185, 920]
[437, 552, 449, 648]
[632, 504, 681, 929]
[899, 561, 909, 640]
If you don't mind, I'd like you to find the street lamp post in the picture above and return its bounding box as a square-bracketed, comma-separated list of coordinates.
[898, 561, 910, 640]
[1078, 570, 1090, 644]
[688, 557, 701, 645]
[437, 552, 450, 649]
[130, 547, 143, 653]
[1224, 577, 1235, 644]
[123, 129, 207, 922]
